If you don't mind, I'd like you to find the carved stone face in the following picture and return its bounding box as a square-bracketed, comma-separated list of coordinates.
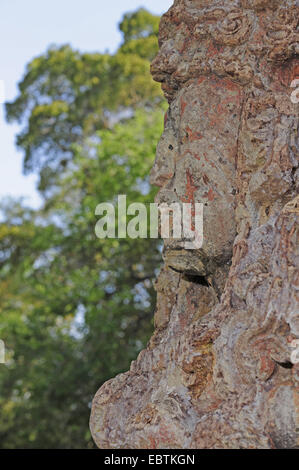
[149, 0, 250, 277]
[150, 0, 298, 278]
[150, 76, 242, 277]
[90, 0, 299, 451]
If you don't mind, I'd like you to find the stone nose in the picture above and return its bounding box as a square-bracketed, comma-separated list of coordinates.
[150, 51, 165, 83]
[150, 126, 177, 188]
[150, 40, 180, 83]
[154, 178, 180, 206]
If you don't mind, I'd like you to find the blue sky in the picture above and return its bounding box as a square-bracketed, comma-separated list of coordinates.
[0, 0, 172, 207]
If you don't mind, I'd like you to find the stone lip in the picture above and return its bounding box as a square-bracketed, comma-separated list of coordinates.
[90, 0, 299, 449]
[164, 249, 207, 276]
[163, 248, 233, 278]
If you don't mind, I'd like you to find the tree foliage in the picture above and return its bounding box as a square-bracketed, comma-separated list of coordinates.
[5, 8, 162, 184]
[0, 9, 165, 448]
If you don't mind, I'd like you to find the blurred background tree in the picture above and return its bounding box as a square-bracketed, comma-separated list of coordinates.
[0, 8, 165, 448]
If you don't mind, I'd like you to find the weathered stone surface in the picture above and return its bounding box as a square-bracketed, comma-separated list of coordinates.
[90, 0, 299, 448]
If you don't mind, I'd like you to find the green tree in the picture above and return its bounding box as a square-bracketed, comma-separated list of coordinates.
[0, 9, 165, 448]
[5, 8, 162, 188]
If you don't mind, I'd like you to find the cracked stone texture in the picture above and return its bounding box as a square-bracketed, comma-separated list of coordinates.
[90, 0, 299, 448]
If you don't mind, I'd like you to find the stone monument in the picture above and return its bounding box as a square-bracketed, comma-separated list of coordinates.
[90, 0, 299, 448]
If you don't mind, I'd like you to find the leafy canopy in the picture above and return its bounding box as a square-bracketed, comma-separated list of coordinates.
[5, 8, 162, 182]
[0, 8, 165, 448]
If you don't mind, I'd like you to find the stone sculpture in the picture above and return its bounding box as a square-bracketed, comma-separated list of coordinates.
[90, 0, 299, 448]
